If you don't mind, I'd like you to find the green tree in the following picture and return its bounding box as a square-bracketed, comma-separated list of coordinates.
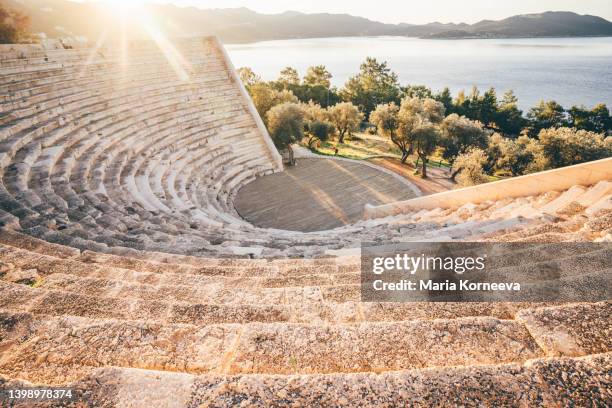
[495, 135, 548, 176]
[568, 106, 592, 132]
[402, 85, 433, 99]
[478, 88, 499, 127]
[306, 120, 334, 148]
[435, 87, 454, 115]
[484, 132, 506, 173]
[590, 104, 612, 134]
[0, 4, 30, 44]
[397, 97, 445, 178]
[440, 114, 488, 180]
[249, 83, 298, 125]
[568, 103, 611, 134]
[452, 148, 489, 186]
[284, 83, 340, 108]
[303, 65, 332, 88]
[453, 86, 499, 128]
[453, 89, 469, 117]
[495, 90, 525, 136]
[300, 101, 333, 147]
[300, 101, 330, 123]
[328, 102, 363, 143]
[370, 102, 409, 162]
[278, 67, 300, 87]
[463, 86, 481, 119]
[236, 67, 261, 89]
[410, 124, 441, 179]
[266, 102, 305, 165]
[526, 100, 567, 136]
[340, 57, 400, 117]
[538, 127, 612, 168]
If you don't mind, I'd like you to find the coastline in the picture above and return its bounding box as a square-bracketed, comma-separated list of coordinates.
[224, 34, 612, 45]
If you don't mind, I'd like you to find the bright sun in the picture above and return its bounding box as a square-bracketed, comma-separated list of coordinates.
[85, 0, 192, 82]
[98, 0, 147, 11]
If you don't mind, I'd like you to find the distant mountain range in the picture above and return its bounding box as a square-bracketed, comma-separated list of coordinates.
[6, 0, 612, 43]
[424, 12, 612, 39]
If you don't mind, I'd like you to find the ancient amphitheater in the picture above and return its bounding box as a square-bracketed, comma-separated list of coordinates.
[0, 37, 610, 406]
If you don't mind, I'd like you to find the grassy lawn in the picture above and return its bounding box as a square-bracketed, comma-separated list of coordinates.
[308, 133, 401, 160]
[301, 132, 505, 193]
[304, 132, 455, 167]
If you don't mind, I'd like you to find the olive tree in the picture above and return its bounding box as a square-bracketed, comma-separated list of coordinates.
[250, 83, 298, 125]
[397, 97, 445, 178]
[301, 101, 330, 123]
[306, 121, 334, 148]
[484, 132, 505, 173]
[300, 102, 333, 147]
[328, 102, 363, 143]
[538, 127, 612, 168]
[440, 113, 488, 180]
[497, 135, 548, 176]
[452, 148, 489, 186]
[370, 102, 409, 162]
[409, 124, 441, 178]
[266, 103, 305, 165]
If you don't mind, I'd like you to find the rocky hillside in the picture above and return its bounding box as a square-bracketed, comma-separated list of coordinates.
[4, 1, 612, 43]
[426, 11, 612, 38]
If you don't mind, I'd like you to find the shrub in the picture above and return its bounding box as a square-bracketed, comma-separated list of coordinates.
[250, 83, 298, 125]
[538, 127, 612, 168]
[300, 101, 330, 123]
[494, 135, 548, 176]
[453, 148, 489, 186]
[306, 120, 334, 148]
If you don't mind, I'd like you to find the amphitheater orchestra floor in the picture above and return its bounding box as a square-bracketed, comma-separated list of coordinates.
[234, 158, 418, 232]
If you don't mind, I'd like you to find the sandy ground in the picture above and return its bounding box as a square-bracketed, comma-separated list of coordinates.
[369, 157, 456, 195]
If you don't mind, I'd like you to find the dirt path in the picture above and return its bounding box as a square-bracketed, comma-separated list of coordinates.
[368, 157, 456, 195]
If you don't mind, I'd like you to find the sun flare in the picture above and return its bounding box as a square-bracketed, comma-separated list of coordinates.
[98, 0, 147, 11]
[87, 0, 192, 81]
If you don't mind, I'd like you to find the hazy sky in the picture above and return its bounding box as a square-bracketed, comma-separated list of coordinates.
[130, 0, 612, 24]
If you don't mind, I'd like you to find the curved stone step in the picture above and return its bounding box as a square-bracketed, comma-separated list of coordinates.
[0, 278, 519, 327]
[0, 311, 544, 383]
[517, 301, 611, 357]
[3, 353, 609, 407]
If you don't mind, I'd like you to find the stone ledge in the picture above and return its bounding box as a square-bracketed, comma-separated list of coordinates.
[364, 158, 612, 219]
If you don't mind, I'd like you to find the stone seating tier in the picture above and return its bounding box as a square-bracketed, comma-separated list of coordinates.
[0, 232, 610, 405]
[0, 37, 610, 405]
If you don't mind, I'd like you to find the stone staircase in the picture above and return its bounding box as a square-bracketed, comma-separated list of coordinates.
[0, 37, 610, 406]
[0, 232, 610, 406]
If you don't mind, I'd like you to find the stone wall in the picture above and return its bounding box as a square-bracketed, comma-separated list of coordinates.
[364, 158, 612, 218]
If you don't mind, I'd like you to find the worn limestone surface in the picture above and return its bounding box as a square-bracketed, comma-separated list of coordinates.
[0, 39, 610, 406]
